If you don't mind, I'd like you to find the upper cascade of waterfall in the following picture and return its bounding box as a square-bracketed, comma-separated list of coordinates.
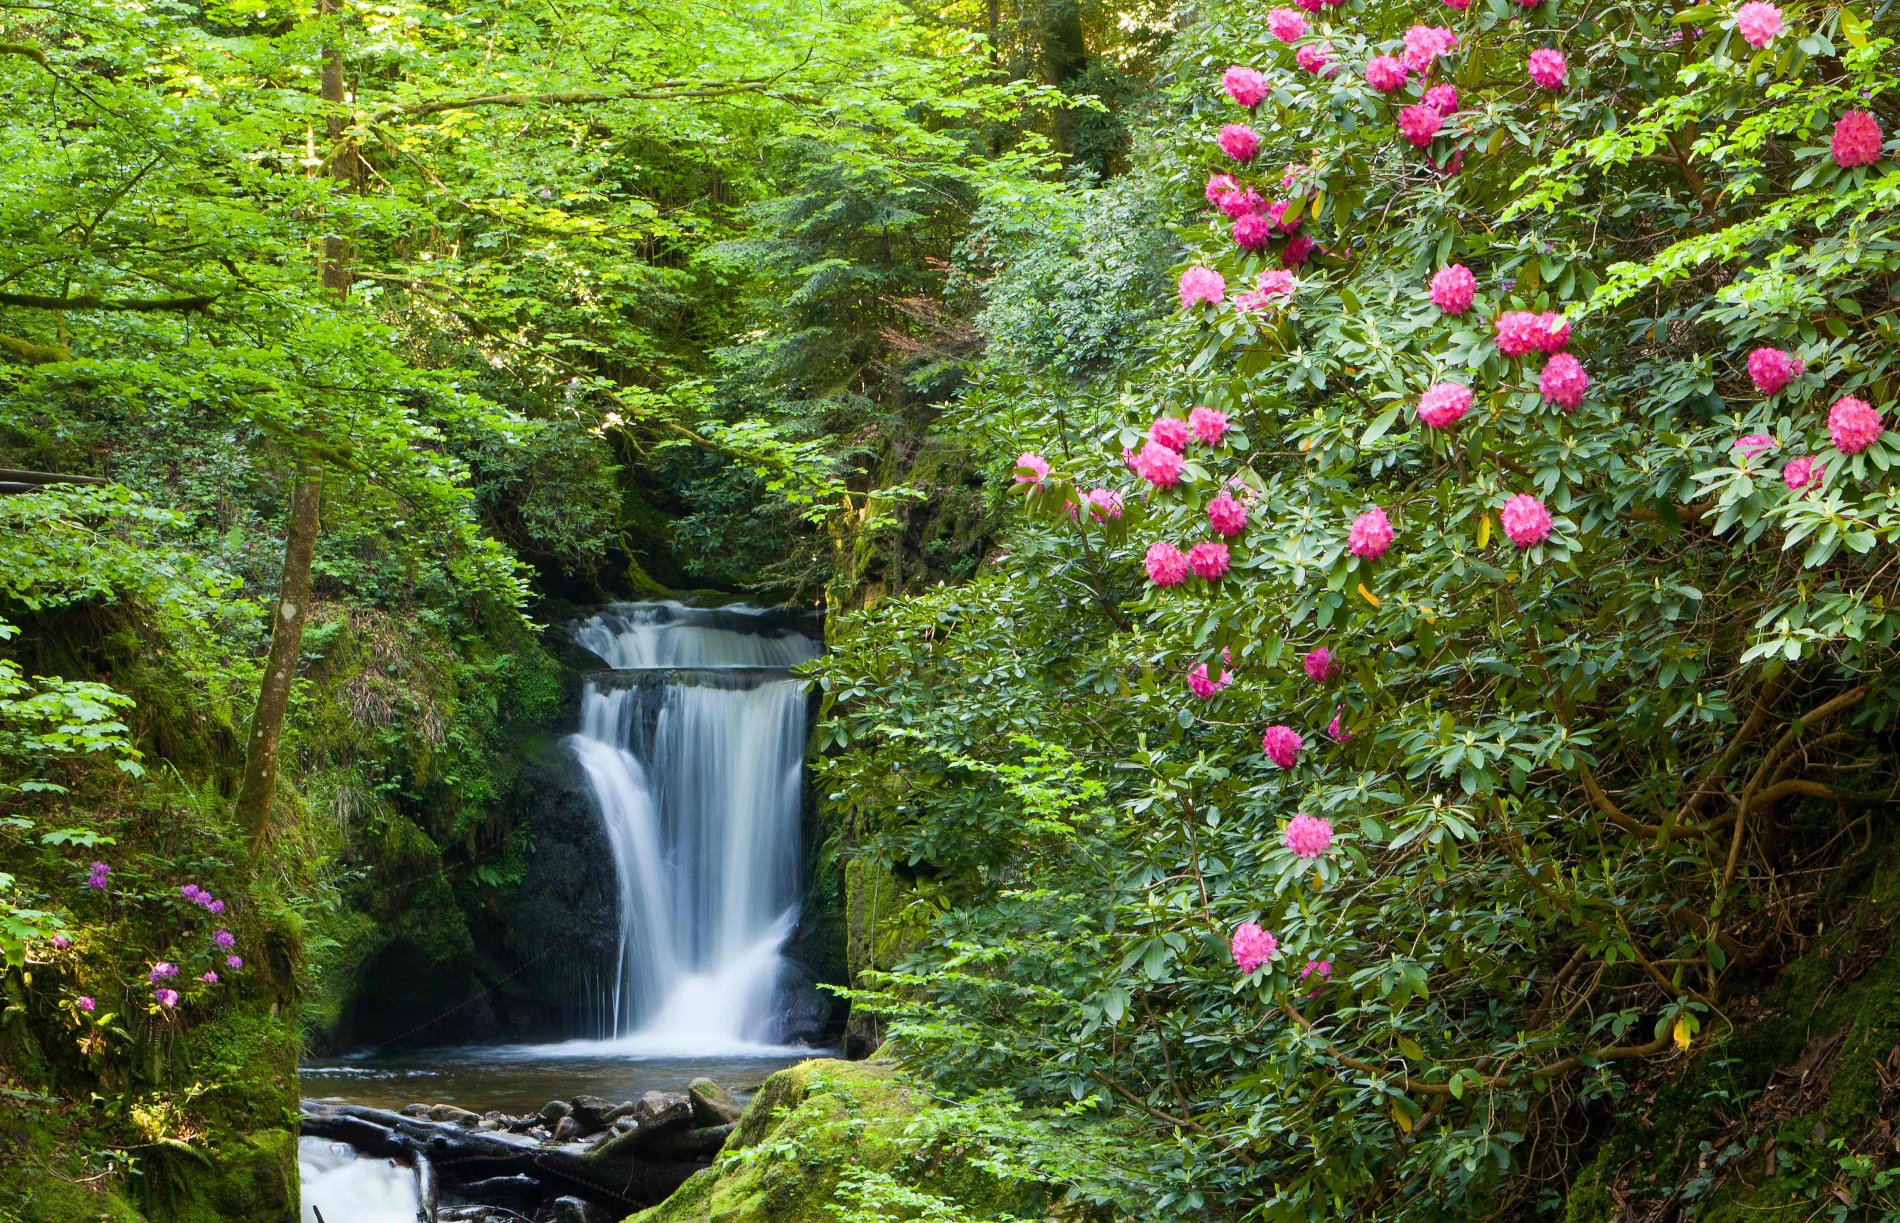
[573, 601, 821, 671]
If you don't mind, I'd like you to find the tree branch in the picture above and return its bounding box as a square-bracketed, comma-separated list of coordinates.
[0, 42, 47, 65]
[0, 290, 215, 313]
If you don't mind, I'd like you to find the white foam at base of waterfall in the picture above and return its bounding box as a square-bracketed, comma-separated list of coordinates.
[300, 1137, 414, 1223]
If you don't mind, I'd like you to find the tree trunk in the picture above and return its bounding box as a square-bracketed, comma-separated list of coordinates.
[236, 471, 321, 844]
[234, 3, 349, 843]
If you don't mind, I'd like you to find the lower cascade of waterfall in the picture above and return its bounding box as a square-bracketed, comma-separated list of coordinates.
[562, 602, 821, 1056]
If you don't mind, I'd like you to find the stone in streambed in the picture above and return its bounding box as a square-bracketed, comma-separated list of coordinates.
[687, 1077, 746, 1126]
[429, 1103, 484, 1127]
[632, 1090, 692, 1132]
[552, 1197, 616, 1223]
[401, 1102, 431, 1118]
[552, 1113, 587, 1142]
[568, 1093, 621, 1130]
[540, 1098, 572, 1122]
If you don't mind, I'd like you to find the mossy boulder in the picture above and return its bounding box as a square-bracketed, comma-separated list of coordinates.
[626, 1058, 1026, 1223]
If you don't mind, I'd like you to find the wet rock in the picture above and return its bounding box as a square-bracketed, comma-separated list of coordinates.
[458, 1174, 542, 1206]
[632, 1090, 692, 1134]
[400, 1103, 431, 1118]
[687, 1077, 746, 1126]
[568, 1093, 620, 1131]
[552, 1197, 615, 1223]
[429, 1104, 484, 1127]
[540, 1098, 572, 1122]
[552, 1114, 586, 1142]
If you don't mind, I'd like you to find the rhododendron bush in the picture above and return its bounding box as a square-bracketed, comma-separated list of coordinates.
[818, 0, 1900, 1215]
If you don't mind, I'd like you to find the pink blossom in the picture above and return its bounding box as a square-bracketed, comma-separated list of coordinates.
[1014, 452, 1050, 487]
[1218, 124, 1261, 161]
[1399, 104, 1443, 147]
[1188, 541, 1231, 580]
[1265, 200, 1303, 233]
[1260, 724, 1304, 769]
[77, 996, 95, 1012]
[1145, 541, 1191, 587]
[200, 971, 219, 984]
[1434, 149, 1465, 177]
[1527, 48, 1568, 90]
[181, 884, 203, 902]
[1280, 163, 1308, 189]
[1207, 493, 1249, 536]
[1732, 433, 1778, 460]
[1267, 8, 1309, 42]
[1294, 0, 1322, 10]
[1539, 353, 1589, 410]
[1084, 488, 1123, 520]
[1417, 382, 1473, 428]
[1829, 395, 1883, 454]
[214, 928, 236, 950]
[1224, 66, 1270, 107]
[155, 988, 179, 1008]
[1494, 310, 1543, 357]
[1443, 0, 1470, 9]
[1178, 266, 1226, 308]
[1402, 25, 1458, 73]
[1233, 212, 1274, 250]
[1734, 2, 1783, 47]
[148, 962, 178, 983]
[1348, 507, 1394, 560]
[1231, 922, 1278, 973]
[1326, 710, 1353, 743]
[1282, 235, 1318, 267]
[1296, 43, 1337, 76]
[1832, 110, 1884, 168]
[1150, 416, 1192, 452]
[1500, 494, 1553, 548]
[226, 955, 243, 970]
[1186, 659, 1233, 699]
[1366, 55, 1409, 93]
[1302, 647, 1338, 683]
[1284, 813, 1334, 859]
[207, 899, 224, 915]
[1423, 83, 1460, 114]
[1746, 347, 1804, 394]
[1782, 456, 1822, 490]
[1535, 312, 1571, 352]
[1300, 959, 1333, 981]
[1218, 187, 1265, 219]
[1134, 442, 1186, 489]
[1235, 269, 1300, 312]
[1189, 406, 1230, 446]
[1430, 264, 1476, 314]
[1205, 173, 1238, 204]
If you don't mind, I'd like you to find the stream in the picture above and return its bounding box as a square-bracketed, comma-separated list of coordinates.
[300, 603, 823, 1221]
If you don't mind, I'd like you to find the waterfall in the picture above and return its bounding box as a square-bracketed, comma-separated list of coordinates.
[566, 602, 819, 1055]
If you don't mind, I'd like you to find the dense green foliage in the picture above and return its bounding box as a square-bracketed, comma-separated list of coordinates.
[817, 0, 1900, 1218]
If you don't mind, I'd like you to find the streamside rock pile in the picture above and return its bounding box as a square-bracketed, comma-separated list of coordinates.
[301, 1078, 749, 1221]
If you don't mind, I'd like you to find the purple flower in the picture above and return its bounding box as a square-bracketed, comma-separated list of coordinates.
[225, 955, 243, 971]
[86, 862, 110, 890]
[77, 996, 96, 1013]
[148, 962, 178, 983]
[200, 971, 219, 984]
[51, 935, 70, 950]
[214, 930, 235, 950]
[206, 899, 225, 915]
[181, 884, 203, 902]
[154, 988, 179, 1008]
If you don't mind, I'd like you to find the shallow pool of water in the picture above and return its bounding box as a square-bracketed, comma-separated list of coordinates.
[300, 1041, 821, 1114]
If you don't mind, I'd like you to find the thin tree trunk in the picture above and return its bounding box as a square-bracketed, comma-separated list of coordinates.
[236, 471, 321, 843]
[236, 4, 347, 842]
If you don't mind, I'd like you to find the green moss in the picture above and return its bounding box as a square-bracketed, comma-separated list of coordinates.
[628, 1058, 1026, 1223]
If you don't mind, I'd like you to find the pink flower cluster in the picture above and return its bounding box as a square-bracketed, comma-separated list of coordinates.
[1178, 266, 1225, 308]
[1348, 507, 1394, 559]
[1223, 66, 1269, 108]
[1423, 84, 1460, 115]
[1539, 353, 1589, 410]
[1145, 541, 1190, 587]
[1430, 264, 1476, 314]
[1734, 1, 1783, 47]
[1399, 104, 1442, 148]
[1267, 8, 1308, 42]
[1402, 25, 1458, 72]
[1014, 452, 1049, 487]
[1283, 813, 1334, 859]
[1746, 347, 1803, 394]
[1297, 43, 1337, 76]
[1527, 48, 1567, 91]
[1187, 652, 1234, 698]
[1418, 382, 1473, 428]
[1190, 406, 1229, 446]
[1829, 395, 1883, 454]
[1500, 494, 1553, 548]
[1189, 541, 1231, 580]
[1207, 493, 1249, 536]
[1232, 922, 1277, 973]
[1236, 269, 1299, 312]
[1302, 646, 1338, 683]
[1260, 724, 1303, 769]
[1496, 310, 1570, 357]
[1218, 124, 1260, 161]
[1084, 488, 1123, 520]
[1366, 55, 1409, 93]
[1832, 111, 1884, 169]
[1783, 455, 1822, 490]
[1134, 442, 1184, 488]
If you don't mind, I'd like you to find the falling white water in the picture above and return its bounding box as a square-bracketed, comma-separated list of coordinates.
[300, 1137, 414, 1223]
[565, 602, 819, 1056]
